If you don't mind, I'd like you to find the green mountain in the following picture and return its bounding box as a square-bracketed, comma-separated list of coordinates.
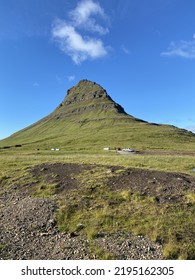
[1, 79, 195, 151]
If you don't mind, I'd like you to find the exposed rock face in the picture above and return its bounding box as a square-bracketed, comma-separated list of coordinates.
[65, 80, 111, 103]
[55, 79, 127, 116]
[64, 80, 110, 104]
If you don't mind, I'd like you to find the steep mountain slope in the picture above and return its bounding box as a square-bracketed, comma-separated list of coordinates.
[1, 79, 195, 151]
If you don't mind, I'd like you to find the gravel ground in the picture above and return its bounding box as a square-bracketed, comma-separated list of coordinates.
[0, 195, 163, 260]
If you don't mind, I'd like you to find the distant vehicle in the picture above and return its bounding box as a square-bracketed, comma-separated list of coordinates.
[103, 147, 110, 151]
[122, 148, 136, 152]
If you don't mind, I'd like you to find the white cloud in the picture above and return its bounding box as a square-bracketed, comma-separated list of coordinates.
[68, 75, 75, 82]
[161, 34, 195, 58]
[52, 0, 109, 64]
[186, 126, 195, 133]
[70, 0, 109, 35]
[52, 21, 107, 64]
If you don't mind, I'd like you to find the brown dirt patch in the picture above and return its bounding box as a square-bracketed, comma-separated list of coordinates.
[107, 168, 195, 204]
[30, 162, 93, 194]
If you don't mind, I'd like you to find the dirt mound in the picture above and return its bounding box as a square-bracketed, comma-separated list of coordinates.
[107, 168, 195, 204]
[31, 163, 93, 194]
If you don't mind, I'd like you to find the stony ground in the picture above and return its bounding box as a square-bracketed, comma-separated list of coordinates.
[0, 162, 194, 260]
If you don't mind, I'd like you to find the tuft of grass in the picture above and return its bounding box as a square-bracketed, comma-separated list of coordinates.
[89, 243, 115, 260]
[57, 203, 79, 232]
[186, 193, 195, 203]
[34, 182, 59, 197]
[0, 244, 7, 252]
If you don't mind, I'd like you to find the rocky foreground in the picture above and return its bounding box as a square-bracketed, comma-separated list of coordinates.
[0, 196, 162, 260]
[1, 162, 194, 260]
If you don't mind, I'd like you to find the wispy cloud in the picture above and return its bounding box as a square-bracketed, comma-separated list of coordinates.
[52, 0, 109, 64]
[33, 82, 39, 87]
[185, 125, 195, 133]
[67, 75, 75, 82]
[161, 34, 195, 58]
[185, 118, 195, 133]
[121, 44, 130, 55]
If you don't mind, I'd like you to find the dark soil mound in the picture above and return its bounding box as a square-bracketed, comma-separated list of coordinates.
[107, 168, 195, 204]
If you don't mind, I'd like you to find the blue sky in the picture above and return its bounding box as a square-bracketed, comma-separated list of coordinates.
[1, 0, 195, 139]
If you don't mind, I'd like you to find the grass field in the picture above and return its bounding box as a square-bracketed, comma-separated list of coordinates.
[0, 151, 195, 259]
[1, 150, 195, 174]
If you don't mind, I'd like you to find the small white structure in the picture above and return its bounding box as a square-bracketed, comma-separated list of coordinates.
[103, 147, 110, 151]
[122, 148, 136, 152]
[51, 148, 60, 151]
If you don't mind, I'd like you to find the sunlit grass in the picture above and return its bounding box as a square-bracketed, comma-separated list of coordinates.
[0, 152, 195, 259]
[1, 152, 195, 174]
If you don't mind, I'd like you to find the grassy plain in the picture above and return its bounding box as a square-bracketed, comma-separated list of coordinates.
[1, 150, 195, 174]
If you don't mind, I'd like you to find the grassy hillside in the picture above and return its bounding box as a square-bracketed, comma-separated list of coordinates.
[1, 80, 195, 152]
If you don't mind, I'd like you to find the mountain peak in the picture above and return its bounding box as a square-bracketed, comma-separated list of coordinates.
[73, 79, 101, 88]
[57, 79, 127, 115]
[64, 79, 111, 104]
